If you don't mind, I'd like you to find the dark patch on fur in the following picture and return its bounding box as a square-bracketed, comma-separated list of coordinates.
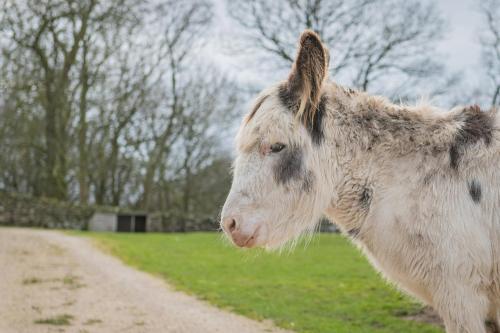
[273, 145, 303, 185]
[484, 319, 500, 333]
[359, 187, 372, 209]
[468, 179, 482, 204]
[347, 227, 360, 238]
[306, 95, 326, 145]
[449, 105, 493, 169]
[278, 84, 296, 110]
[449, 146, 460, 170]
[423, 173, 434, 186]
[278, 84, 326, 145]
[486, 320, 500, 333]
[407, 232, 426, 248]
[302, 170, 315, 193]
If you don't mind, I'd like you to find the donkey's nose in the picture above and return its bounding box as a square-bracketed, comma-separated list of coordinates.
[223, 216, 237, 233]
[222, 216, 258, 248]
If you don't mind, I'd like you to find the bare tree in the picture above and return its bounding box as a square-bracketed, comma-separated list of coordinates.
[87, 49, 160, 205]
[139, 0, 213, 209]
[0, 0, 138, 200]
[228, 0, 449, 100]
[0, 0, 240, 222]
[174, 68, 239, 220]
[479, 0, 500, 108]
[9, 0, 97, 199]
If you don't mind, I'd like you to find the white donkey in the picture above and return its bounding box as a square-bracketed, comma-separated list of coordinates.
[221, 30, 500, 333]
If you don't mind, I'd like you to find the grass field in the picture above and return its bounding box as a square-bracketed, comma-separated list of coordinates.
[82, 232, 442, 333]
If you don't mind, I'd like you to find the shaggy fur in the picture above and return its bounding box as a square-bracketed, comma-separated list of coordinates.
[221, 30, 500, 333]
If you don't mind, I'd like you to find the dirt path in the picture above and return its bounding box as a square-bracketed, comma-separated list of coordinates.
[0, 228, 290, 333]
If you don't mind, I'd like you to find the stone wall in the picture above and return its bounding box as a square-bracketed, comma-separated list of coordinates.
[0, 191, 94, 230]
[0, 191, 218, 232]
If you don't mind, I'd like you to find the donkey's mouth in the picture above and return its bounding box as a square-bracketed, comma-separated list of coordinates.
[229, 226, 262, 248]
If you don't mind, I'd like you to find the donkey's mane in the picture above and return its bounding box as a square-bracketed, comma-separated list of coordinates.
[324, 83, 496, 169]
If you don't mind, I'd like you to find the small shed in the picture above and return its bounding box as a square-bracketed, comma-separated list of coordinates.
[88, 210, 149, 232]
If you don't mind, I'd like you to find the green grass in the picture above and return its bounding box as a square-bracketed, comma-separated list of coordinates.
[82, 232, 442, 333]
[34, 314, 73, 325]
[83, 318, 103, 325]
[22, 277, 42, 285]
[62, 274, 85, 289]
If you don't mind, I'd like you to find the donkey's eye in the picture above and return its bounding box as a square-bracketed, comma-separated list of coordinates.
[270, 143, 286, 153]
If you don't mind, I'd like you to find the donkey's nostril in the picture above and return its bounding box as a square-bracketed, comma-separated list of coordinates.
[227, 219, 236, 232]
[223, 216, 238, 233]
[223, 217, 236, 234]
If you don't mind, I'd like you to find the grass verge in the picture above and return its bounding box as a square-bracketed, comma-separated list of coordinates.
[81, 232, 442, 333]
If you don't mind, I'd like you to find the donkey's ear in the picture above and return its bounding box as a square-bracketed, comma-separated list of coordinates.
[282, 30, 329, 124]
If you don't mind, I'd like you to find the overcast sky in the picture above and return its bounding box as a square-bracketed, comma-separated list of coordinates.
[435, 0, 483, 85]
[210, 0, 486, 94]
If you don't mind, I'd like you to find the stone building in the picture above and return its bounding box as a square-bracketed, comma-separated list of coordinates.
[88, 211, 149, 232]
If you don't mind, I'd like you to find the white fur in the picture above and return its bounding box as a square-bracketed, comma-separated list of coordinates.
[222, 80, 500, 332]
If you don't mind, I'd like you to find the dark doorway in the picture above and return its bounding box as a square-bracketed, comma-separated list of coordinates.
[134, 215, 147, 232]
[117, 215, 132, 232]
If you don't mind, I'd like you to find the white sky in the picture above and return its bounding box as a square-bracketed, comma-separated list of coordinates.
[435, 0, 483, 86]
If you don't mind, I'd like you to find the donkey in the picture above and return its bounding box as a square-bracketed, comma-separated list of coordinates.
[221, 30, 500, 333]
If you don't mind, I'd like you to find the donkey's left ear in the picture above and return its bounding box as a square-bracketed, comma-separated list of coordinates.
[282, 30, 329, 124]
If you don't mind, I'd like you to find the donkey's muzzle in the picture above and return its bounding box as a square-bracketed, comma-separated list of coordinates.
[221, 216, 258, 248]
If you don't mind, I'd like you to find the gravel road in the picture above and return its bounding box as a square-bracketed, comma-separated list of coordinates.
[0, 228, 290, 333]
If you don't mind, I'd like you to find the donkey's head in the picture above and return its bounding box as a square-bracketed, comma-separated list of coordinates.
[221, 30, 333, 249]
